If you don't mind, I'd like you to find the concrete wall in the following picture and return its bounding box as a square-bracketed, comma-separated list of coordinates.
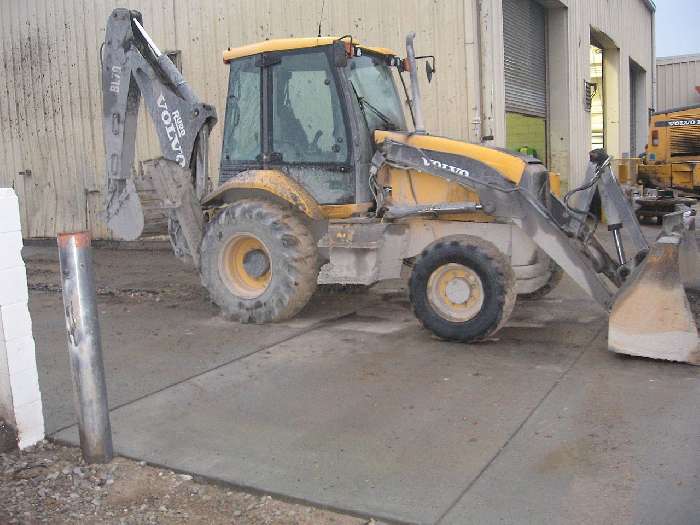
[0, 0, 654, 237]
[656, 54, 700, 112]
[0, 189, 44, 450]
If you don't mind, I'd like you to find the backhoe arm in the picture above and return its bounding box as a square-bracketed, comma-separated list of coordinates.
[102, 9, 216, 240]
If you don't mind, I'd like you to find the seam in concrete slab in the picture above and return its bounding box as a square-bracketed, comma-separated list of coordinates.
[48, 436, 415, 525]
[47, 310, 417, 524]
[434, 323, 607, 525]
[48, 311, 358, 437]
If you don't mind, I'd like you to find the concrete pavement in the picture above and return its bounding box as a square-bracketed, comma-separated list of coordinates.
[25, 245, 700, 524]
[441, 342, 700, 525]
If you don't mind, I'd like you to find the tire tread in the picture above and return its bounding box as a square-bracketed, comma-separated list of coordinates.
[200, 199, 317, 323]
[409, 235, 516, 342]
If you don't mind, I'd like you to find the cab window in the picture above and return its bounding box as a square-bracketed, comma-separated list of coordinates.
[222, 56, 261, 164]
[347, 53, 406, 134]
[272, 51, 348, 164]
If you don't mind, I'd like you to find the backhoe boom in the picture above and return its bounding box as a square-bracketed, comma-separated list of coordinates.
[102, 8, 216, 241]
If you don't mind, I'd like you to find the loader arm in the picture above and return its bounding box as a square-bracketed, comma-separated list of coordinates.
[374, 140, 681, 305]
[374, 138, 699, 363]
[102, 9, 216, 241]
[374, 140, 621, 308]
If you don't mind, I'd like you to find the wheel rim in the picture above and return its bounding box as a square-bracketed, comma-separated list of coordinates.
[219, 233, 272, 299]
[427, 263, 484, 322]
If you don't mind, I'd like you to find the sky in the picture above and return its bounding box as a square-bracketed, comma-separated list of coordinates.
[654, 0, 700, 57]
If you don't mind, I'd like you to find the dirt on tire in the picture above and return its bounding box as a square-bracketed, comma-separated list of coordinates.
[200, 200, 318, 323]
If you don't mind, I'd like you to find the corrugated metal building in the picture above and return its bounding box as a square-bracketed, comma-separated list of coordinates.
[0, 0, 655, 239]
[656, 54, 700, 112]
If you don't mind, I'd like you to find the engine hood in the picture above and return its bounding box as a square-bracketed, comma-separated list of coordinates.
[374, 131, 528, 184]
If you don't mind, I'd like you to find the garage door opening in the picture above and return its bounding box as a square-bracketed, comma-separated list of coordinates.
[589, 29, 621, 157]
[629, 60, 646, 157]
[590, 43, 605, 150]
[503, 0, 547, 161]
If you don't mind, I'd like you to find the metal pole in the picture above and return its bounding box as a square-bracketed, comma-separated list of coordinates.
[57, 232, 113, 463]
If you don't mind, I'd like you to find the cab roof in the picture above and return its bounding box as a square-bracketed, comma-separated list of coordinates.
[223, 37, 397, 63]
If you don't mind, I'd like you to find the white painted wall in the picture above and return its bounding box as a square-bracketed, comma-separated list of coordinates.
[0, 188, 44, 449]
[555, 0, 655, 186]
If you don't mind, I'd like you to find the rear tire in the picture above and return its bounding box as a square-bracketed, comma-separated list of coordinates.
[200, 199, 318, 323]
[519, 259, 564, 300]
[409, 236, 516, 342]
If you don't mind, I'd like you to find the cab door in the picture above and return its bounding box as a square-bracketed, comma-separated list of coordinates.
[220, 47, 356, 204]
[269, 49, 355, 204]
[220, 55, 264, 182]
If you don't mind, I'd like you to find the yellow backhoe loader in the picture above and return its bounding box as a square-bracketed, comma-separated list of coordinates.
[634, 104, 700, 222]
[101, 9, 699, 364]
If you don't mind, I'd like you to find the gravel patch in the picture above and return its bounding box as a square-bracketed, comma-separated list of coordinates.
[0, 441, 376, 524]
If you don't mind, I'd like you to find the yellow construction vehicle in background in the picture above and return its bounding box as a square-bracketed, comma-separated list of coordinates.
[635, 105, 700, 222]
[101, 9, 699, 364]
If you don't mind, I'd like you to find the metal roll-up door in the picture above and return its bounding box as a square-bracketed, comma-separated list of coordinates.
[503, 0, 547, 118]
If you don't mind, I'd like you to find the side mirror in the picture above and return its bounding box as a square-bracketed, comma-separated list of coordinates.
[426, 60, 434, 83]
[414, 55, 436, 83]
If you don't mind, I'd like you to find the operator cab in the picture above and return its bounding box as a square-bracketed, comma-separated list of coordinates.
[220, 37, 407, 205]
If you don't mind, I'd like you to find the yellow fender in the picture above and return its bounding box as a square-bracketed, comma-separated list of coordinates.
[201, 170, 325, 220]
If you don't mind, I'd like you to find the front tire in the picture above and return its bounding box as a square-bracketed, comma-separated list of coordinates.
[200, 199, 318, 323]
[409, 236, 516, 342]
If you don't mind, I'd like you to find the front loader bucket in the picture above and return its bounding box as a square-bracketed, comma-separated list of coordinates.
[608, 229, 699, 365]
[679, 212, 700, 291]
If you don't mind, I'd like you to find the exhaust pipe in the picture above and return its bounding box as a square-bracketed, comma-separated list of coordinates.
[405, 32, 426, 134]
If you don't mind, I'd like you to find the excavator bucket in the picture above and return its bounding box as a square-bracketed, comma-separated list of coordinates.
[608, 209, 700, 365]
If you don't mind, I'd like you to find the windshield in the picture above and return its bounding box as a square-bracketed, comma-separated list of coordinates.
[347, 54, 406, 133]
